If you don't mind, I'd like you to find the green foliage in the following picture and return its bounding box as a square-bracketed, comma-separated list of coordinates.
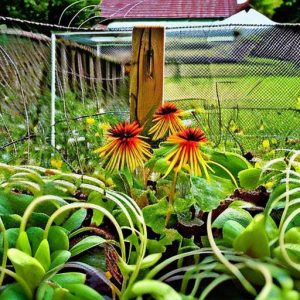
[189, 175, 235, 212]
[0, 0, 100, 27]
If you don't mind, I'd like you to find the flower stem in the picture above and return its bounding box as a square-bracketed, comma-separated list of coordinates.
[165, 172, 178, 227]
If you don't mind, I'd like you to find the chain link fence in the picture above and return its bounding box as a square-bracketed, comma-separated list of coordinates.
[0, 20, 299, 166]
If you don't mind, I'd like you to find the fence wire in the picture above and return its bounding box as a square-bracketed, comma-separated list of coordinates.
[164, 24, 300, 152]
[0, 21, 299, 167]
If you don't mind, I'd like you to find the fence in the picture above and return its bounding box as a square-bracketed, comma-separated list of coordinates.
[0, 20, 299, 167]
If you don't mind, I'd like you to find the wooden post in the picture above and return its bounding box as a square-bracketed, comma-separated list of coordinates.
[77, 51, 85, 103]
[60, 44, 69, 92]
[71, 49, 77, 91]
[130, 26, 165, 125]
[111, 63, 117, 96]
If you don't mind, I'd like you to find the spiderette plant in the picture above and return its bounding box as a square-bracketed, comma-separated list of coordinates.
[0, 163, 157, 300]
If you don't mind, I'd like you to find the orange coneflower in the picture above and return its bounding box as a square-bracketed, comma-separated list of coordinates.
[149, 102, 185, 140]
[163, 128, 211, 178]
[95, 122, 151, 172]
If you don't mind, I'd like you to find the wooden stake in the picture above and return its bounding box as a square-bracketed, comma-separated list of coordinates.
[130, 27, 165, 125]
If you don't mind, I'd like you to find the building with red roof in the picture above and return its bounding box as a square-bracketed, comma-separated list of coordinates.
[100, 0, 250, 23]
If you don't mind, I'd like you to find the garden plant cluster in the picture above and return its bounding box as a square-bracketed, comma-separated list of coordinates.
[0, 102, 299, 300]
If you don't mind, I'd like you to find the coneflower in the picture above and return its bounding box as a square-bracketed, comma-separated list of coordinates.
[163, 128, 211, 178]
[149, 102, 185, 140]
[95, 122, 151, 172]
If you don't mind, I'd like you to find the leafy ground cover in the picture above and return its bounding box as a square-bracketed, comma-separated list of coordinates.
[0, 103, 300, 299]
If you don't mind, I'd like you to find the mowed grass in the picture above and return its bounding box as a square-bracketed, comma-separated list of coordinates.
[164, 61, 300, 152]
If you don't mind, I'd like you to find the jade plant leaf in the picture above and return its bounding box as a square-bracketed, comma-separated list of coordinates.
[70, 236, 106, 257]
[233, 214, 270, 258]
[189, 175, 235, 212]
[7, 248, 45, 291]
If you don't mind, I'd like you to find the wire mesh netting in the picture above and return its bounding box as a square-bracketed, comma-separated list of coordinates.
[0, 19, 299, 169]
[164, 24, 300, 153]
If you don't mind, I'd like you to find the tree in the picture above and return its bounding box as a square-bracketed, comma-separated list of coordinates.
[250, 0, 283, 18]
[272, 0, 300, 23]
[0, 0, 100, 27]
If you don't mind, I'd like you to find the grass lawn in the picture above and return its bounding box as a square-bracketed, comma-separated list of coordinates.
[164, 66, 300, 153]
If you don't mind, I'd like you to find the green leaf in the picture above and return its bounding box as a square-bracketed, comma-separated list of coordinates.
[88, 192, 115, 226]
[143, 198, 168, 234]
[63, 209, 87, 232]
[7, 248, 45, 291]
[212, 207, 253, 229]
[174, 197, 195, 214]
[52, 272, 86, 286]
[36, 282, 54, 300]
[0, 283, 29, 300]
[1, 214, 22, 228]
[34, 239, 51, 271]
[26, 227, 44, 255]
[50, 250, 71, 269]
[285, 227, 300, 244]
[0, 190, 32, 215]
[152, 158, 169, 173]
[233, 214, 270, 258]
[63, 283, 104, 300]
[70, 236, 106, 257]
[0, 228, 19, 256]
[48, 226, 69, 252]
[190, 175, 235, 212]
[238, 168, 262, 190]
[273, 244, 300, 264]
[26, 213, 49, 228]
[209, 151, 251, 180]
[16, 232, 32, 256]
[222, 220, 245, 247]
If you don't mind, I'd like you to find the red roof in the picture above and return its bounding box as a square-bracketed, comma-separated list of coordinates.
[101, 0, 249, 20]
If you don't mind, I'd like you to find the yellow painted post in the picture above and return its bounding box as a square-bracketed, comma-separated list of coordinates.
[130, 27, 165, 125]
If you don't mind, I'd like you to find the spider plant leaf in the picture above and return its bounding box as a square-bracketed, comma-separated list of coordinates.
[50, 250, 71, 269]
[70, 236, 106, 257]
[62, 208, 87, 232]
